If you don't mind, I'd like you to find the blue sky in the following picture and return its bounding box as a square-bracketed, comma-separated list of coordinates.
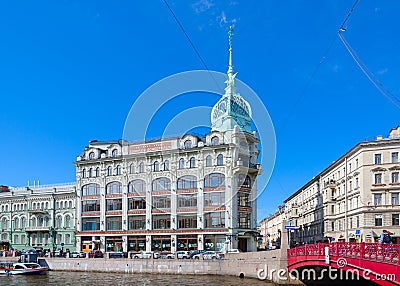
[1, 1, 400, 221]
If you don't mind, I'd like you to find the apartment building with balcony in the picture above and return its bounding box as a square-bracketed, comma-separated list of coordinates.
[282, 126, 400, 244]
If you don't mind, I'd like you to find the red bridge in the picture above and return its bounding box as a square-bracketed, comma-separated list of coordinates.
[287, 242, 400, 285]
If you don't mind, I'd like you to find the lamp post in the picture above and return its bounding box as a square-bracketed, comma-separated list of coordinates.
[9, 192, 13, 251]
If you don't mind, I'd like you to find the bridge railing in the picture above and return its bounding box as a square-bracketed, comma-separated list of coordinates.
[288, 242, 399, 266]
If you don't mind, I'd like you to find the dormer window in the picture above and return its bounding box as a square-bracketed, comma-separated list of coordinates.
[89, 152, 95, 160]
[184, 140, 192, 149]
[111, 149, 118, 157]
[211, 136, 219, 146]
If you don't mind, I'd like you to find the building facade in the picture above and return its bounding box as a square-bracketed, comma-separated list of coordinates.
[0, 183, 76, 253]
[74, 28, 262, 253]
[282, 127, 400, 244]
[259, 207, 285, 249]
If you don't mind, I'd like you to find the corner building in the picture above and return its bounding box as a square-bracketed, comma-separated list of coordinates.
[74, 31, 261, 253]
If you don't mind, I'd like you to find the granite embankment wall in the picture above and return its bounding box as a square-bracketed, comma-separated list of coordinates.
[42, 250, 303, 285]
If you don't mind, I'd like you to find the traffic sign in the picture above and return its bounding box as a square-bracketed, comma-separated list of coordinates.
[284, 225, 298, 230]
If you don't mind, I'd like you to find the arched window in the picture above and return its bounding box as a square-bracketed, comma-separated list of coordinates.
[154, 161, 160, 172]
[189, 157, 196, 168]
[184, 140, 192, 148]
[116, 165, 122, 175]
[38, 216, 44, 226]
[211, 136, 219, 146]
[106, 182, 122, 195]
[204, 173, 225, 188]
[44, 216, 50, 227]
[128, 180, 146, 194]
[82, 168, 86, 178]
[20, 217, 26, 228]
[14, 217, 19, 229]
[107, 166, 112, 176]
[88, 168, 93, 178]
[164, 160, 170, 171]
[95, 167, 100, 177]
[129, 164, 135, 174]
[31, 217, 37, 227]
[177, 175, 197, 190]
[111, 149, 118, 157]
[152, 177, 171, 192]
[45, 202, 49, 209]
[56, 216, 62, 228]
[65, 215, 71, 228]
[217, 154, 224, 166]
[69, 201, 72, 208]
[65, 233, 71, 244]
[82, 184, 101, 196]
[238, 174, 251, 188]
[206, 155, 213, 167]
[179, 158, 185, 169]
[89, 152, 95, 160]
[139, 162, 144, 173]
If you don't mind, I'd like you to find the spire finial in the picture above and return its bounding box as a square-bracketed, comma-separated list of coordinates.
[228, 25, 234, 75]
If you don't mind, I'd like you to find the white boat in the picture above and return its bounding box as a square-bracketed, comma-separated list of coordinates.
[0, 262, 48, 275]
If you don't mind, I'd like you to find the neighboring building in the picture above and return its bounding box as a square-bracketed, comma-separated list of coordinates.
[259, 207, 285, 249]
[0, 183, 76, 253]
[74, 28, 262, 253]
[283, 127, 400, 244]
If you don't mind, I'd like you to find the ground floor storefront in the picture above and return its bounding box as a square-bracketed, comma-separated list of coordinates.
[76, 232, 247, 253]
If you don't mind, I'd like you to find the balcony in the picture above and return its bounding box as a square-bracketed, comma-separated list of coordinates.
[324, 180, 336, 190]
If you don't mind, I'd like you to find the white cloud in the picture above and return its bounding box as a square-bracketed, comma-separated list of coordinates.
[377, 68, 388, 75]
[217, 10, 238, 27]
[192, 0, 215, 14]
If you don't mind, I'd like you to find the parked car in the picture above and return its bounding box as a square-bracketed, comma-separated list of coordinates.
[70, 251, 86, 258]
[202, 251, 224, 260]
[109, 252, 128, 259]
[176, 251, 190, 259]
[160, 252, 174, 259]
[189, 250, 205, 259]
[131, 251, 153, 259]
[89, 250, 104, 258]
[226, 249, 240, 254]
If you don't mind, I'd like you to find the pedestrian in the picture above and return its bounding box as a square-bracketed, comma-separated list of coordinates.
[379, 230, 392, 244]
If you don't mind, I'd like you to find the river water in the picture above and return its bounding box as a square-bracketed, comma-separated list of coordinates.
[0, 271, 274, 286]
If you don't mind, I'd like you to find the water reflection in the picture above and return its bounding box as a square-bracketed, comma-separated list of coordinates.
[0, 271, 273, 286]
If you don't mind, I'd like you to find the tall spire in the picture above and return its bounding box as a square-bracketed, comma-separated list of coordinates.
[225, 25, 236, 96]
[228, 25, 234, 75]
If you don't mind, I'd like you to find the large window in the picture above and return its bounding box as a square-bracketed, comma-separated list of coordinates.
[128, 180, 146, 194]
[392, 152, 399, 163]
[184, 140, 192, 148]
[392, 172, 399, 183]
[82, 200, 100, 212]
[82, 184, 100, 196]
[392, 193, 399, 205]
[375, 214, 383, 226]
[82, 218, 100, 231]
[154, 161, 160, 172]
[374, 194, 382, 206]
[163, 160, 170, 171]
[177, 175, 197, 190]
[106, 217, 122, 230]
[217, 154, 223, 166]
[115, 165, 121, 175]
[106, 199, 122, 211]
[177, 194, 197, 208]
[139, 162, 145, 173]
[204, 212, 225, 228]
[128, 198, 146, 210]
[238, 174, 251, 188]
[375, 154, 382, 164]
[211, 136, 219, 146]
[106, 182, 122, 195]
[189, 157, 196, 168]
[129, 164, 135, 174]
[152, 177, 171, 192]
[65, 215, 71, 228]
[153, 196, 171, 209]
[178, 215, 197, 229]
[204, 192, 225, 207]
[374, 173, 382, 184]
[238, 192, 250, 207]
[152, 215, 171, 229]
[392, 214, 399, 226]
[179, 158, 185, 169]
[238, 212, 251, 229]
[128, 216, 146, 230]
[206, 155, 212, 167]
[204, 173, 225, 188]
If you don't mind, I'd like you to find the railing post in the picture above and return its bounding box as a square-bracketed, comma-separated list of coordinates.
[318, 243, 321, 256]
[360, 242, 365, 260]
